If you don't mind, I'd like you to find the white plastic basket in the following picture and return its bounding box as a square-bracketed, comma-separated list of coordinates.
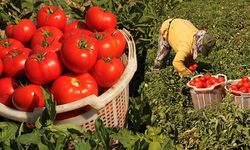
[225, 78, 250, 109]
[187, 74, 227, 109]
[0, 28, 137, 131]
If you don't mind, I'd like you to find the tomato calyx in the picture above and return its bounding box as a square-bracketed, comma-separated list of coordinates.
[8, 50, 22, 58]
[71, 78, 80, 87]
[33, 53, 47, 62]
[103, 57, 112, 63]
[47, 6, 54, 15]
[41, 29, 52, 38]
[2, 41, 11, 48]
[78, 37, 92, 50]
[42, 40, 50, 48]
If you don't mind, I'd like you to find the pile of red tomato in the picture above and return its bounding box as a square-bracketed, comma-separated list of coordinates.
[188, 74, 226, 89]
[227, 76, 250, 94]
[0, 5, 127, 117]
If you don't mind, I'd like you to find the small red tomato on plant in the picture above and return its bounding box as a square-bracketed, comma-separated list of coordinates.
[85, 6, 117, 31]
[0, 38, 24, 59]
[36, 5, 67, 30]
[25, 52, 64, 85]
[92, 57, 125, 88]
[6, 19, 36, 44]
[3, 47, 32, 79]
[50, 73, 98, 104]
[61, 33, 98, 73]
[0, 77, 17, 107]
[12, 84, 44, 112]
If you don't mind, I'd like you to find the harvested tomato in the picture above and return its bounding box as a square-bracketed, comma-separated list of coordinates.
[0, 38, 24, 59]
[50, 73, 98, 104]
[3, 47, 32, 79]
[36, 5, 67, 30]
[92, 57, 125, 88]
[85, 6, 117, 31]
[0, 59, 2, 76]
[63, 21, 89, 33]
[31, 26, 63, 49]
[241, 76, 249, 83]
[0, 77, 17, 107]
[25, 52, 64, 85]
[12, 84, 44, 112]
[32, 39, 62, 54]
[95, 32, 117, 59]
[105, 29, 127, 58]
[61, 29, 94, 43]
[61, 33, 98, 73]
[6, 19, 36, 44]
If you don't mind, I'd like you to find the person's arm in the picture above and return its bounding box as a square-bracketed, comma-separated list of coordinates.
[172, 51, 193, 77]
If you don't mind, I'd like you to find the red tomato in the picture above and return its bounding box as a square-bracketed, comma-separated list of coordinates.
[203, 74, 212, 80]
[63, 21, 89, 33]
[32, 39, 62, 54]
[239, 87, 248, 93]
[194, 77, 202, 82]
[204, 80, 213, 88]
[61, 29, 94, 43]
[241, 76, 249, 83]
[0, 38, 24, 59]
[31, 26, 63, 49]
[85, 6, 117, 31]
[6, 19, 36, 44]
[218, 77, 225, 83]
[0, 59, 3, 76]
[61, 33, 98, 73]
[105, 29, 127, 57]
[92, 58, 125, 88]
[12, 84, 44, 112]
[243, 82, 250, 88]
[36, 5, 67, 30]
[210, 77, 220, 85]
[3, 48, 32, 79]
[236, 81, 244, 88]
[194, 81, 203, 88]
[0, 77, 17, 107]
[5, 24, 14, 37]
[25, 52, 64, 85]
[50, 73, 98, 104]
[189, 80, 196, 86]
[95, 32, 117, 59]
[200, 76, 207, 82]
[228, 85, 238, 91]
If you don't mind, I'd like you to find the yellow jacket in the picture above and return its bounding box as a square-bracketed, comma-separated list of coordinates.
[160, 18, 198, 76]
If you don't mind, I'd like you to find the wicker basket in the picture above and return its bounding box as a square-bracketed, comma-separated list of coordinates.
[225, 78, 250, 109]
[0, 29, 137, 131]
[187, 74, 227, 109]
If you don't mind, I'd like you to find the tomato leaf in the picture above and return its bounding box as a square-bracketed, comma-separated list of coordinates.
[41, 87, 56, 126]
[95, 117, 111, 150]
[72, 139, 92, 150]
[0, 122, 19, 148]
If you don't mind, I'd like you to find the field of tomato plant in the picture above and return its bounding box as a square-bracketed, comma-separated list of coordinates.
[0, 0, 250, 149]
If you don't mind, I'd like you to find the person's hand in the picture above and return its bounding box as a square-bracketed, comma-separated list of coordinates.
[179, 69, 193, 77]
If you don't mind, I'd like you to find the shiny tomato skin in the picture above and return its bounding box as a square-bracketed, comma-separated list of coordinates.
[50, 73, 98, 104]
[61, 33, 98, 73]
[61, 29, 94, 43]
[10, 19, 36, 44]
[12, 84, 44, 112]
[95, 32, 117, 59]
[104, 29, 126, 58]
[31, 26, 63, 49]
[85, 6, 117, 31]
[32, 40, 62, 54]
[92, 58, 125, 88]
[0, 77, 17, 107]
[63, 21, 89, 33]
[0, 58, 2, 76]
[0, 38, 24, 59]
[37, 5, 67, 30]
[3, 47, 32, 79]
[5, 24, 15, 37]
[241, 76, 249, 83]
[25, 52, 64, 85]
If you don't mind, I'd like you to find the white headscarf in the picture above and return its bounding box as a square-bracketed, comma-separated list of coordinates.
[193, 30, 206, 60]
